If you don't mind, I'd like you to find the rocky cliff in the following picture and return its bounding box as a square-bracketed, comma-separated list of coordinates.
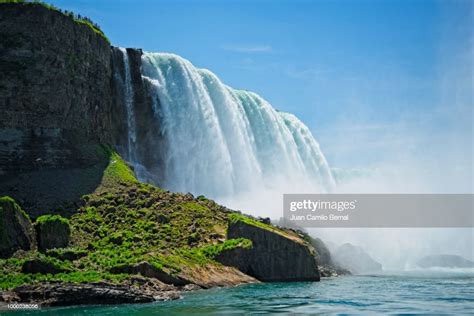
[0, 3, 167, 217]
[0, 3, 143, 217]
[0, 3, 115, 174]
[217, 215, 321, 282]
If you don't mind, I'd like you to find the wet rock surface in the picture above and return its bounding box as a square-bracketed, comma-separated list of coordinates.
[0, 281, 180, 307]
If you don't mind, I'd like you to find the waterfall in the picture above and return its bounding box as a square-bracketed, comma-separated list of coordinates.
[137, 52, 335, 201]
[119, 47, 137, 163]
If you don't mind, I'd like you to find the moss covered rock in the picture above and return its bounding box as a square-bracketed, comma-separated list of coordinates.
[110, 261, 190, 286]
[35, 215, 71, 252]
[0, 196, 35, 258]
[21, 255, 71, 274]
[46, 248, 88, 261]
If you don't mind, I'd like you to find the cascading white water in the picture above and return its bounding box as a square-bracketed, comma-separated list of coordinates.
[119, 48, 137, 163]
[140, 52, 335, 201]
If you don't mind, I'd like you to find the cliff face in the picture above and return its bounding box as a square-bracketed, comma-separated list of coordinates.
[217, 218, 321, 282]
[111, 47, 166, 184]
[0, 3, 116, 175]
[109, 47, 130, 157]
[0, 4, 140, 217]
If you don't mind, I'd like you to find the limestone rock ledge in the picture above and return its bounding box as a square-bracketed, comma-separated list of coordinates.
[110, 261, 258, 289]
[0, 281, 180, 307]
[216, 217, 320, 282]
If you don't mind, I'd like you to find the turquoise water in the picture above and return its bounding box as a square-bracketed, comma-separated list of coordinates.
[9, 272, 474, 315]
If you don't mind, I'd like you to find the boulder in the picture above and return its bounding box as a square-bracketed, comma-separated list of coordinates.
[333, 243, 382, 274]
[0, 196, 35, 258]
[35, 215, 70, 251]
[216, 216, 320, 281]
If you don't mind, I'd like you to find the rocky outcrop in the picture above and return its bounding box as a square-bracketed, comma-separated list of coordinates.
[177, 264, 257, 289]
[333, 243, 383, 274]
[272, 219, 350, 277]
[21, 258, 67, 275]
[307, 237, 350, 277]
[416, 254, 474, 268]
[0, 196, 35, 258]
[34, 215, 70, 251]
[110, 261, 257, 288]
[216, 217, 320, 282]
[110, 261, 191, 286]
[1, 281, 180, 307]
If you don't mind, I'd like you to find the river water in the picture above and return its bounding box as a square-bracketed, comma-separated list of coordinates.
[14, 270, 474, 315]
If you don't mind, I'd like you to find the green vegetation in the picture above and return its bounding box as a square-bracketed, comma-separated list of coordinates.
[0, 271, 128, 290]
[46, 248, 87, 261]
[0, 147, 278, 290]
[25, 253, 73, 271]
[196, 238, 252, 260]
[103, 151, 138, 184]
[229, 213, 275, 232]
[227, 212, 304, 244]
[0, 149, 264, 289]
[0, 0, 110, 43]
[36, 214, 69, 226]
[0, 196, 32, 248]
[0, 196, 30, 221]
[35, 213, 71, 251]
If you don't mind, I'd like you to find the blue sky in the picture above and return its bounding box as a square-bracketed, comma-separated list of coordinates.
[49, 0, 472, 179]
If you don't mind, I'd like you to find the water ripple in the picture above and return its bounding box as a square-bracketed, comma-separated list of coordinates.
[11, 274, 474, 315]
